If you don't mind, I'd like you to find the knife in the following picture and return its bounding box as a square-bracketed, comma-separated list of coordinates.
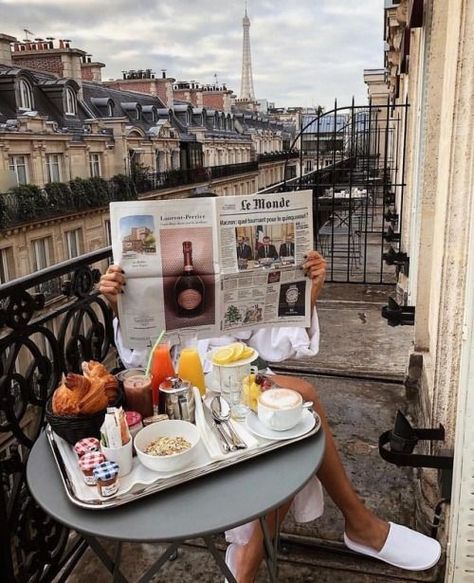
[202, 404, 232, 453]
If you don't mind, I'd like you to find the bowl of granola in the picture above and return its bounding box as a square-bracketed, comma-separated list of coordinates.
[134, 420, 200, 472]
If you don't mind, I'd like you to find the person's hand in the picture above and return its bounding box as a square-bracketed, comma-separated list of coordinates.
[99, 264, 126, 316]
[303, 251, 327, 308]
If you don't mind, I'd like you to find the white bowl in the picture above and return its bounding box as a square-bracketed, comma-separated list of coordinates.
[134, 420, 200, 473]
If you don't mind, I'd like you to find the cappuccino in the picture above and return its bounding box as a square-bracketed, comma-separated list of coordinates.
[258, 388, 302, 410]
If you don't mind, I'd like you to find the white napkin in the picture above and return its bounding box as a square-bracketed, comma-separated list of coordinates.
[193, 388, 259, 460]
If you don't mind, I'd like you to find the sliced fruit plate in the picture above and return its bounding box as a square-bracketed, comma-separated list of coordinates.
[207, 342, 258, 367]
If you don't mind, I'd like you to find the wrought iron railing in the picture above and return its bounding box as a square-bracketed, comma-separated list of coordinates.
[0, 176, 137, 231]
[260, 99, 409, 285]
[257, 150, 299, 163]
[0, 248, 116, 582]
[208, 161, 258, 179]
[134, 166, 210, 193]
[0, 162, 262, 231]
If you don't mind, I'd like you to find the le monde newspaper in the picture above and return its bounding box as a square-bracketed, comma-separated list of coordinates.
[110, 190, 314, 348]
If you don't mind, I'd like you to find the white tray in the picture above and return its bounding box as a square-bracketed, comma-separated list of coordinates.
[46, 391, 321, 510]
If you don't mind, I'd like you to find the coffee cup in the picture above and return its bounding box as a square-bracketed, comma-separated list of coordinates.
[257, 388, 308, 431]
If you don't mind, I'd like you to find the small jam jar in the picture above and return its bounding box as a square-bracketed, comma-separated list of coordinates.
[79, 452, 105, 486]
[93, 461, 120, 497]
[125, 411, 143, 439]
[143, 414, 169, 427]
[74, 437, 100, 458]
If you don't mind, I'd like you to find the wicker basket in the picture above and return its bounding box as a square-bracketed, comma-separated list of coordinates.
[45, 387, 123, 445]
[45, 398, 106, 445]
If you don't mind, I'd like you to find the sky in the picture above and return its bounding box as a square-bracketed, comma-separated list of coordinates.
[0, 0, 385, 109]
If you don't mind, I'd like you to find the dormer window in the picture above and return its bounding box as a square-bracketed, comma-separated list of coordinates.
[108, 101, 114, 117]
[64, 87, 77, 115]
[18, 78, 34, 110]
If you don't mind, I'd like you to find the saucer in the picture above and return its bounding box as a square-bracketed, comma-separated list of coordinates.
[245, 409, 320, 441]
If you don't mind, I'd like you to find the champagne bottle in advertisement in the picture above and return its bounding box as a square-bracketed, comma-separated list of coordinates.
[174, 241, 205, 317]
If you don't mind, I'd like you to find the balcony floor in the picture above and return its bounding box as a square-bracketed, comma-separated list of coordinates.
[65, 284, 441, 582]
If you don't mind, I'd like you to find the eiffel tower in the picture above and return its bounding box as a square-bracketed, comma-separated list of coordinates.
[240, 3, 256, 102]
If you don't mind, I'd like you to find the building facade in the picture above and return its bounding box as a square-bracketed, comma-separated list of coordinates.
[0, 34, 296, 283]
[380, 1, 474, 579]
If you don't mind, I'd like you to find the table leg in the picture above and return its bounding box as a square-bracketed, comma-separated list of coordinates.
[112, 542, 123, 583]
[82, 535, 130, 583]
[202, 535, 237, 583]
[259, 516, 278, 583]
[136, 542, 180, 583]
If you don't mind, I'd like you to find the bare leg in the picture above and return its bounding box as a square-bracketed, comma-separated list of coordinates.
[272, 374, 389, 550]
[234, 500, 292, 583]
[232, 374, 389, 582]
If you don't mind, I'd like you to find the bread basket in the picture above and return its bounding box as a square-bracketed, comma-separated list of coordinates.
[45, 387, 123, 445]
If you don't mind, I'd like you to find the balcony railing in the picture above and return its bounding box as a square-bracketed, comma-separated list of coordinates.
[0, 248, 116, 581]
[208, 160, 258, 179]
[134, 166, 210, 193]
[0, 162, 262, 230]
[0, 175, 137, 230]
[257, 150, 299, 163]
[137, 162, 258, 193]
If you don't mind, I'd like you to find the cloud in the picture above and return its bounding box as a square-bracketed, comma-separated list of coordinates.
[0, 0, 384, 107]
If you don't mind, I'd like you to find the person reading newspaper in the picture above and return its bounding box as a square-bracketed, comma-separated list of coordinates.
[100, 252, 440, 582]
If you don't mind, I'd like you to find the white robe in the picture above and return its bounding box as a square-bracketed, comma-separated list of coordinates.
[113, 307, 321, 369]
[113, 311, 325, 542]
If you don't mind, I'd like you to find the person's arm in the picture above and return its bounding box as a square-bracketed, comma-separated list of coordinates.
[302, 251, 327, 311]
[99, 264, 126, 316]
[99, 264, 148, 368]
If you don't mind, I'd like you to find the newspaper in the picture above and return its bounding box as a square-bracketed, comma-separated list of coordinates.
[110, 190, 313, 348]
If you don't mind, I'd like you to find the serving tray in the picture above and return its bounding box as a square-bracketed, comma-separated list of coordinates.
[46, 399, 321, 510]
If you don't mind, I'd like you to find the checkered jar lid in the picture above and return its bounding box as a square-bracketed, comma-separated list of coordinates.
[78, 452, 105, 471]
[74, 437, 100, 457]
[93, 461, 120, 481]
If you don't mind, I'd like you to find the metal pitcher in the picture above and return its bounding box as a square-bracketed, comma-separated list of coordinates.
[159, 376, 195, 423]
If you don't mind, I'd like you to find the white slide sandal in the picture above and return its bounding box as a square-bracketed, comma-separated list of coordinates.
[344, 522, 441, 571]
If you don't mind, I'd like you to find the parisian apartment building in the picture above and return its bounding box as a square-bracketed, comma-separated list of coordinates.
[0, 33, 297, 283]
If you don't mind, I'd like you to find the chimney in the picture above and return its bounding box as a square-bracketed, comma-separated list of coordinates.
[11, 36, 86, 88]
[81, 54, 105, 82]
[0, 33, 16, 66]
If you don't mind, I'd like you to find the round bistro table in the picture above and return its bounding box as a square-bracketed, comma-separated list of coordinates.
[27, 429, 325, 583]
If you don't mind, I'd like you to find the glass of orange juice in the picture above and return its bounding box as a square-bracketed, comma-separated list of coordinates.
[150, 342, 175, 413]
[177, 332, 206, 397]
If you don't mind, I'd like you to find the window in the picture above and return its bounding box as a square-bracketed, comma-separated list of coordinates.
[89, 153, 102, 177]
[18, 78, 34, 110]
[64, 87, 77, 115]
[46, 154, 62, 183]
[108, 101, 114, 117]
[9, 155, 29, 185]
[65, 228, 82, 259]
[32, 237, 53, 271]
[0, 247, 14, 284]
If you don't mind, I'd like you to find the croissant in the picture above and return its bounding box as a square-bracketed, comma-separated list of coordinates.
[52, 373, 91, 415]
[52, 362, 117, 416]
[78, 377, 109, 414]
[82, 360, 109, 379]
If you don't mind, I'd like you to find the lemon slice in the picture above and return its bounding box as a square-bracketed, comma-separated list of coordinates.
[241, 346, 255, 359]
[212, 347, 235, 365]
[228, 342, 245, 361]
